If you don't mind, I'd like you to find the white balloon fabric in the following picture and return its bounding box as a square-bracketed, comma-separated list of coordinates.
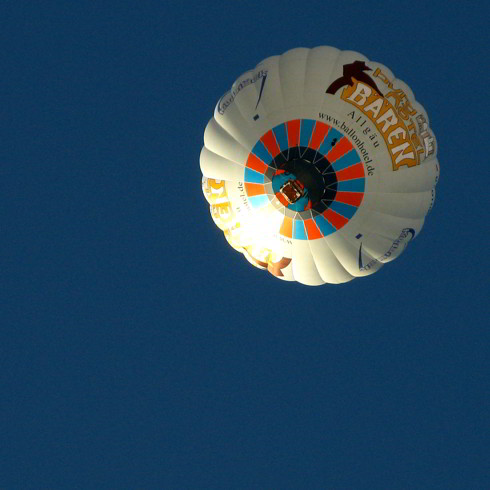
[200, 46, 439, 285]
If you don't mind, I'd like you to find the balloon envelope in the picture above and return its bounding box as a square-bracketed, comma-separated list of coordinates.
[200, 46, 439, 285]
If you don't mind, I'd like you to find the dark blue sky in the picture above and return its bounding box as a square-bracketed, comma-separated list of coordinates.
[1, 1, 488, 488]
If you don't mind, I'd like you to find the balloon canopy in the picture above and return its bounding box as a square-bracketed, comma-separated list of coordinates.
[200, 46, 439, 285]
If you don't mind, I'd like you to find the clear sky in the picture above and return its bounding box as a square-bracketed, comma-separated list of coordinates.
[1, 1, 488, 488]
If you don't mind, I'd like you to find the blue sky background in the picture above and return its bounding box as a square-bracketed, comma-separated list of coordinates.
[1, 1, 488, 488]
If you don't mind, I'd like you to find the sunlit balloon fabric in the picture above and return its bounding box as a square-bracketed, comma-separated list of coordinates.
[200, 46, 440, 285]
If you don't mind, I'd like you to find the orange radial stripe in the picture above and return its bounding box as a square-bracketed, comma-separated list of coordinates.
[280, 216, 293, 238]
[287, 120, 301, 147]
[309, 122, 330, 150]
[260, 130, 281, 158]
[246, 153, 268, 174]
[323, 208, 349, 230]
[245, 183, 266, 197]
[335, 191, 364, 207]
[335, 163, 365, 181]
[304, 218, 323, 239]
[327, 137, 354, 162]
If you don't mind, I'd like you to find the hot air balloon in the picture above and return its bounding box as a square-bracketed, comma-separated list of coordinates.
[200, 46, 439, 285]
